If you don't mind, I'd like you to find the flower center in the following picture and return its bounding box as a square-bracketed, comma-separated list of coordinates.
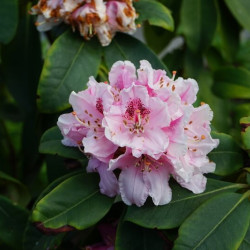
[135, 155, 163, 173]
[123, 98, 150, 134]
[96, 98, 104, 114]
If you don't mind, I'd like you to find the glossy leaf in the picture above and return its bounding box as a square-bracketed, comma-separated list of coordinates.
[32, 172, 114, 230]
[37, 31, 102, 113]
[0, 0, 18, 44]
[124, 179, 244, 229]
[213, 67, 250, 99]
[39, 126, 84, 159]
[2, 5, 42, 113]
[212, 0, 239, 63]
[239, 226, 250, 250]
[23, 222, 65, 250]
[209, 132, 243, 176]
[237, 41, 250, 71]
[240, 116, 250, 155]
[179, 0, 217, 52]
[173, 192, 250, 250]
[192, 70, 231, 132]
[0, 195, 29, 249]
[116, 221, 167, 250]
[104, 33, 169, 73]
[0, 171, 30, 206]
[134, 0, 174, 31]
[144, 24, 173, 54]
[225, 0, 250, 30]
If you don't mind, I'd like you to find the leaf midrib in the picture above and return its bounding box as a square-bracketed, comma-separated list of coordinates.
[169, 183, 241, 205]
[193, 193, 247, 249]
[36, 190, 99, 226]
[55, 42, 85, 91]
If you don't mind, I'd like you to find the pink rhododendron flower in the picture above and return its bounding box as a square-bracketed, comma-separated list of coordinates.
[31, 0, 137, 46]
[57, 60, 219, 206]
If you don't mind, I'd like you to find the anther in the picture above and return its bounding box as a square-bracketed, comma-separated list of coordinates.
[201, 135, 206, 140]
[172, 71, 177, 80]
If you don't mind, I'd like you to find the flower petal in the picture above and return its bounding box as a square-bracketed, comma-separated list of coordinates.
[83, 130, 118, 163]
[108, 61, 136, 89]
[143, 166, 172, 205]
[119, 166, 149, 207]
[87, 157, 119, 197]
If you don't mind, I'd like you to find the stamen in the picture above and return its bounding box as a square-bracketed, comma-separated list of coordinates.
[171, 71, 177, 80]
[78, 145, 85, 154]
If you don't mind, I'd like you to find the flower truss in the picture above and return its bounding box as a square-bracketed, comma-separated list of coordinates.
[58, 60, 219, 207]
[31, 0, 137, 46]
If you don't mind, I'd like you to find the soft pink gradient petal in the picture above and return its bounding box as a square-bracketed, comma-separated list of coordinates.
[137, 60, 154, 86]
[174, 77, 199, 105]
[119, 166, 149, 207]
[83, 130, 118, 163]
[87, 158, 119, 197]
[108, 61, 136, 89]
[143, 166, 172, 205]
[57, 113, 88, 146]
[177, 173, 207, 194]
[109, 148, 136, 171]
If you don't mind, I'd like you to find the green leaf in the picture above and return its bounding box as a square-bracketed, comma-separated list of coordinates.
[104, 33, 169, 73]
[144, 25, 173, 54]
[134, 0, 174, 31]
[39, 126, 84, 159]
[0, 0, 18, 44]
[209, 132, 243, 176]
[179, 0, 217, 52]
[32, 172, 114, 230]
[224, 0, 250, 30]
[213, 67, 250, 99]
[23, 222, 65, 250]
[0, 195, 29, 249]
[125, 179, 244, 229]
[116, 221, 167, 250]
[173, 192, 250, 250]
[37, 30, 102, 113]
[2, 4, 42, 113]
[0, 171, 30, 207]
[239, 225, 250, 250]
[240, 116, 250, 155]
[212, 0, 240, 63]
[237, 41, 250, 71]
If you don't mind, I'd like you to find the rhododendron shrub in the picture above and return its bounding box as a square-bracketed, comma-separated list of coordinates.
[1, 0, 250, 249]
[57, 60, 219, 206]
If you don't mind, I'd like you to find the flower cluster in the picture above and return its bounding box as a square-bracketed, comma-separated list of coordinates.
[31, 0, 137, 46]
[58, 60, 219, 206]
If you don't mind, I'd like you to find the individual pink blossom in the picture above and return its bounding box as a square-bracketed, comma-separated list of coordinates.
[57, 60, 219, 206]
[103, 84, 171, 159]
[31, 0, 137, 46]
[109, 149, 172, 206]
[58, 77, 118, 163]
